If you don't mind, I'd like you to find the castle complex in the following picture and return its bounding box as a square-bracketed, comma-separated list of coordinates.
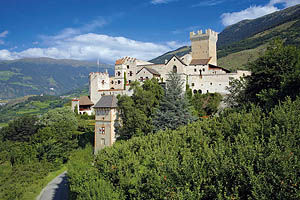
[72, 29, 251, 153]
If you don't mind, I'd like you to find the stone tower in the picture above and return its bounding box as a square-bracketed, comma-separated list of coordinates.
[93, 95, 118, 154]
[89, 71, 110, 104]
[190, 29, 218, 66]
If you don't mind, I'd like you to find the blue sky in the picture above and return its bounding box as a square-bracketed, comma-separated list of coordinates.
[0, 0, 299, 64]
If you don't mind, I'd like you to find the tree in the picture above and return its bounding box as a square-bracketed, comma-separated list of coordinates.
[224, 77, 249, 108]
[153, 72, 195, 132]
[245, 39, 300, 108]
[116, 79, 164, 140]
[0, 115, 39, 142]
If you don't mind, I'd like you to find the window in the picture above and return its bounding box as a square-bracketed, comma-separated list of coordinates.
[210, 83, 212, 85]
[111, 80, 114, 84]
[207, 90, 209, 93]
[118, 80, 121, 84]
[203, 69, 205, 72]
[99, 127, 105, 135]
[173, 65, 177, 73]
[101, 138, 105, 145]
[192, 83, 195, 86]
[129, 71, 133, 76]
[198, 90, 202, 94]
[193, 89, 197, 94]
[146, 77, 149, 80]
[174, 58, 176, 61]
[127, 65, 129, 69]
[194, 69, 197, 72]
[129, 80, 131, 83]
[117, 71, 121, 76]
[102, 80, 105, 84]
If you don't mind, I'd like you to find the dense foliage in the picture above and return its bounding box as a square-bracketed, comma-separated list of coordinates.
[116, 79, 164, 140]
[0, 107, 93, 199]
[68, 97, 300, 199]
[227, 39, 300, 109]
[153, 72, 195, 132]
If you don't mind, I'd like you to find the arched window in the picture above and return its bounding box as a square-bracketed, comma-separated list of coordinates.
[198, 89, 202, 94]
[193, 90, 197, 94]
[173, 65, 177, 73]
[117, 71, 121, 76]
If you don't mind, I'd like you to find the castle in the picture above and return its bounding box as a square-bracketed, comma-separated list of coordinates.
[72, 29, 251, 153]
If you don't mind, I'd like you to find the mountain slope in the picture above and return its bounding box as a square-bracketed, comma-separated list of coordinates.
[218, 4, 300, 47]
[0, 57, 113, 99]
[150, 4, 300, 70]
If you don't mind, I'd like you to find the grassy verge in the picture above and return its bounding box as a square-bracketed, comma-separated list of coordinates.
[22, 165, 68, 200]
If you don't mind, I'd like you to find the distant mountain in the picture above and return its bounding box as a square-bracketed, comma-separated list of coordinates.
[150, 4, 300, 70]
[0, 57, 113, 99]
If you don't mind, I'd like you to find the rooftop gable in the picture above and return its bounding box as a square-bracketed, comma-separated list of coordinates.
[94, 95, 118, 108]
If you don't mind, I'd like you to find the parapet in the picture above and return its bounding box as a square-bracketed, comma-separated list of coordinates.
[190, 29, 218, 40]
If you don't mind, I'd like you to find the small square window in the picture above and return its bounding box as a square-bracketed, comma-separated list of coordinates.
[192, 83, 195, 86]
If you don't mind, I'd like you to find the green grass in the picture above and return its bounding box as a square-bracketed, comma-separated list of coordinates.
[0, 123, 8, 127]
[22, 165, 68, 200]
[218, 44, 267, 71]
[0, 71, 17, 81]
[11, 82, 39, 90]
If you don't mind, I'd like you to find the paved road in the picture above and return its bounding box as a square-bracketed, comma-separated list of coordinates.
[37, 171, 69, 200]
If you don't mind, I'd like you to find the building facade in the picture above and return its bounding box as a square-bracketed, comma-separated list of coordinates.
[73, 29, 251, 152]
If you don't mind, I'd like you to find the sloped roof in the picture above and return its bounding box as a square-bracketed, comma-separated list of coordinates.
[208, 64, 231, 73]
[165, 55, 187, 66]
[79, 96, 94, 106]
[190, 58, 212, 65]
[94, 95, 118, 108]
[115, 56, 136, 65]
[137, 67, 160, 76]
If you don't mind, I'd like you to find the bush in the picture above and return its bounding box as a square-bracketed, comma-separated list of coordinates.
[69, 97, 300, 199]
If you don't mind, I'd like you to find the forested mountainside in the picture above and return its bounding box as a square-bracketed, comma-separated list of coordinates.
[0, 57, 113, 99]
[150, 4, 300, 71]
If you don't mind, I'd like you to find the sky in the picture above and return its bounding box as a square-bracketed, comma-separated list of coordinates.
[0, 0, 299, 64]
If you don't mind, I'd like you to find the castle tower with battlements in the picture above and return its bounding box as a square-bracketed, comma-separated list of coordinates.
[89, 71, 110, 104]
[190, 29, 218, 66]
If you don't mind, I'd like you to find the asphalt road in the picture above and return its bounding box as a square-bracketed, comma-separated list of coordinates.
[36, 171, 69, 200]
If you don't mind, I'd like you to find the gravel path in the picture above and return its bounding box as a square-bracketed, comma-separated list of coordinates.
[36, 171, 68, 200]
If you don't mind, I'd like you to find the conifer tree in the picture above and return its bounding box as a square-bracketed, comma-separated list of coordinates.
[153, 72, 195, 132]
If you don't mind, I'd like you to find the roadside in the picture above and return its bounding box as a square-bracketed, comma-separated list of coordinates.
[36, 171, 69, 200]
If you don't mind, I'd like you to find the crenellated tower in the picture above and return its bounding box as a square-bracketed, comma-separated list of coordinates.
[89, 71, 110, 104]
[190, 29, 218, 66]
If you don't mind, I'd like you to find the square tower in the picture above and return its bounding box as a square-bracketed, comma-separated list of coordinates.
[94, 95, 118, 154]
[190, 29, 218, 66]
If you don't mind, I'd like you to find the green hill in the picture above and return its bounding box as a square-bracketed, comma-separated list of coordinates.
[0, 57, 113, 99]
[150, 4, 300, 70]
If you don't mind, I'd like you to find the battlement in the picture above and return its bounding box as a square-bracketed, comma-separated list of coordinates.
[190, 29, 218, 40]
[89, 70, 109, 78]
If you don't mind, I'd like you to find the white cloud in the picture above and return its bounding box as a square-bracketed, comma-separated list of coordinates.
[192, 0, 225, 7]
[40, 17, 108, 42]
[0, 30, 9, 38]
[150, 0, 177, 4]
[0, 33, 177, 64]
[0, 30, 9, 45]
[221, 0, 300, 26]
[221, 5, 279, 26]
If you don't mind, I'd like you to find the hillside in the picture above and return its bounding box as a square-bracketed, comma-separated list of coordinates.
[150, 4, 300, 70]
[0, 57, 113, 99]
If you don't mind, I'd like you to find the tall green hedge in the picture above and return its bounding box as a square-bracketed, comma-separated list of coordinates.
[68, 97, 300, 199]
